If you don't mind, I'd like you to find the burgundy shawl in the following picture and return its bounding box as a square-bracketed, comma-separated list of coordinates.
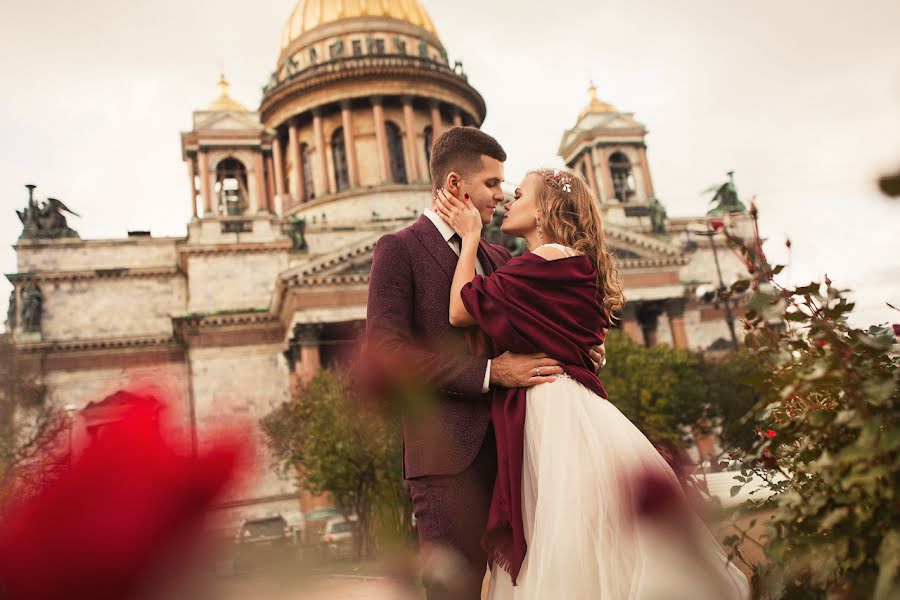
[460, 252, 610, 585]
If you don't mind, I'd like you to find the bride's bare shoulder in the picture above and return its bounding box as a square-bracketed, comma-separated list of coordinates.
[531, 244, 570, 261]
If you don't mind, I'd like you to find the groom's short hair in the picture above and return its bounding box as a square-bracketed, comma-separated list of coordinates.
[430, 126, 507, 189]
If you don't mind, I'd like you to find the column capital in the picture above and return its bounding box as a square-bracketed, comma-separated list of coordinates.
[400, 94, 415, 106]
[370, 95, 384, 106]
[311, 106, 324, 118]
[339, 99, 353, 111]
[665, 297, 687, 318]
[428, 98, 441, 109]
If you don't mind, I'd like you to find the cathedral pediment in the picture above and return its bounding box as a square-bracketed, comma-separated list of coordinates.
[192, 110, 263, 132]
[278, 225, 686, 294]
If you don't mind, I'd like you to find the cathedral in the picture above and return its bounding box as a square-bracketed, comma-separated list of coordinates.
[5, 0, 749, 530]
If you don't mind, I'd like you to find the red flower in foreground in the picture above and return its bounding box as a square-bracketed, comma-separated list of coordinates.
[765, 429, 777, 439]
[0, 394, 245, 600]
[709, 219, 725, 232]
[893, 324, 900, 337]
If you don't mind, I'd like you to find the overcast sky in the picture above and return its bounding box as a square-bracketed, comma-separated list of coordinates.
[2, 0, 899, 327]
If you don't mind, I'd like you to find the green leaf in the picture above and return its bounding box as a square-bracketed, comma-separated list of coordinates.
[730, 485, 744, 498]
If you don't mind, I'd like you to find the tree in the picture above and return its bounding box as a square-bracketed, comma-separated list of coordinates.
[602, 330, 710, 446]
[715, 205, 899, 599]
[260, 369, 410, 561]
[0, 334, 66, 503]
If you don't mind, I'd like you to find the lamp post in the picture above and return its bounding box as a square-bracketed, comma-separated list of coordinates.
[691, 222, 739, 350]
[63, 403, 78, 464]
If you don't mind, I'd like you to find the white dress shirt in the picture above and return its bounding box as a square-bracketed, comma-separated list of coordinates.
[423, 208, 491, 393]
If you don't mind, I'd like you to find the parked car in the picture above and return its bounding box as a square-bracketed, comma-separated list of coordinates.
[322, 517, 354, 559]
[692, 460, 780, 508]
[233, 515, 296, 573]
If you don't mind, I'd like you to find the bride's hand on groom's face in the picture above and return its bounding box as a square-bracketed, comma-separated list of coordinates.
[435, 188, 482, 241]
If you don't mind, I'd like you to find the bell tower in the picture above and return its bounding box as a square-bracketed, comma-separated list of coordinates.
[558, 83, 657, 227]
[181, 75, 278, 223]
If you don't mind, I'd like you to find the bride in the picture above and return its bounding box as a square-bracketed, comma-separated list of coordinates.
[434, 168, 750, 599]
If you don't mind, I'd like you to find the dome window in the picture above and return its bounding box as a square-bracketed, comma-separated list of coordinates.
[385, 121, 408, 184]
[331, 128, 350, 192]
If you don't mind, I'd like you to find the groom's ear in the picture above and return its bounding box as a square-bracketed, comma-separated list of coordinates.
[446, 172, 463, 195]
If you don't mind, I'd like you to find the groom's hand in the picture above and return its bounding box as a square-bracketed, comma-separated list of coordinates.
[490, 352, 563, 388]
[589, 343, 607, 374]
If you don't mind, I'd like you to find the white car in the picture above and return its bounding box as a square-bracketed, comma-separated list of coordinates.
[322, 518, 354, 558]
[693, 461, 779, 508]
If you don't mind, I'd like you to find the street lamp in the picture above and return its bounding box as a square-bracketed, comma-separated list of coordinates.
[63, 403, 78, 464]
[690, 222, 739, 350]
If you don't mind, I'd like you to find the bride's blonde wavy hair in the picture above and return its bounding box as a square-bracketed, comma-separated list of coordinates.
[529, 168, 625, 315]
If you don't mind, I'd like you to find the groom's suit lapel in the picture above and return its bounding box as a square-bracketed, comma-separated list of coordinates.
[410, 214, 498, 279]
[411, 215, 458, 282]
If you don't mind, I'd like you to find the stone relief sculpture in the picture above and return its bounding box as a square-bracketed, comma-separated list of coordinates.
[20, 281, 43, 333]
[6, 290, 17, 331]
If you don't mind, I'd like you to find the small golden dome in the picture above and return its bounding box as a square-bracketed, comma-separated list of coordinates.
[281, 0, 439, 50]
[207, 74, 248, 112]
[579, 82, 616, 119]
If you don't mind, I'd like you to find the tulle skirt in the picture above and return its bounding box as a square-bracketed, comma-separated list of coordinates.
[487, 376, 750, 600]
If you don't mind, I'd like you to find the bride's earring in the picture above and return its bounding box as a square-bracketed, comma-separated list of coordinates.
[535, 216, 544, 244]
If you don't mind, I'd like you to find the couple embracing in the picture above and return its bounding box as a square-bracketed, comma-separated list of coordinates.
[366, 127, 749, 599]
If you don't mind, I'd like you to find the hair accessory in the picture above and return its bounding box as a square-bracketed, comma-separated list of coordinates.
[540, 169, 573, 193]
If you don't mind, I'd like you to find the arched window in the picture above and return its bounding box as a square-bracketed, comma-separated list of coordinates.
[385, 121, 408, 184]
[215, 157, 248, 216]
[331, 128, 350, 192]
[609, 151, 636, 202]
[300, 143, 315, 200]
[424, 125, 434, 168]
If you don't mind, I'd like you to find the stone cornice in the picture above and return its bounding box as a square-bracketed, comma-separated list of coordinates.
[14, 334, 178, 355]
[172, 309, 279, 331]
[7, 266, 182, 284]
[178, 241, 293, 258]
[260, 55, 486, 125]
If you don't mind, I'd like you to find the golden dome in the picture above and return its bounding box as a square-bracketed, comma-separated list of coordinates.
[579, 82, 616, 119]
[281, 0, 439, 50]
[207, 74, 247, 112]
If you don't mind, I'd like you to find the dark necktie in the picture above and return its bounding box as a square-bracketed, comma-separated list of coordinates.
[449, 233, 462, 255]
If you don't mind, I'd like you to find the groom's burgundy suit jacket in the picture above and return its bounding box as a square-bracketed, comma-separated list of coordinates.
[367, 215, 511, 479]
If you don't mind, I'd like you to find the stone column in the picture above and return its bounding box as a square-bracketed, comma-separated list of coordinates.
[288, 324, 324, 386]
[667, 299, 689, 349]
[402, 96, 421, 182]
[313, 108, 331, 195]
[452, 108, 463, 128]
[265, 155, 276, 213]
[371, 96, 391, 183]
[272, 136, 287, 210]
[582, 150, 600, 201]
[340, 101, 360, 187]
[594, 146, 614, 202]
[639, 145, 655, 198]
[288, 121, 303, 207]
[429, 100, 444, 140]
[186, 156, 198, 219]
[251, 151, 265, 213]
[619, 304, 644, 345]
[198, 150, 213, 216]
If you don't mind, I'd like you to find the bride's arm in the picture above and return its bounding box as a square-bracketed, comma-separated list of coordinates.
[434, 189, 481, 327]
[449, 236, 479, 327]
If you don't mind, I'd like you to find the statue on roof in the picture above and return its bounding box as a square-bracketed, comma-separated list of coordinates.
[648, 197, 668, 235]
[705, 171, 747, 216]
[16, 184, 80, 240]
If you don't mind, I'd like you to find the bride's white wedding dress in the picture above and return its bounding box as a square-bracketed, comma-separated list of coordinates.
[487, 245, 750, 600]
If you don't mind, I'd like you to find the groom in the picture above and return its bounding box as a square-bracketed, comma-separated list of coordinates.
[367, 127, 586, 599]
